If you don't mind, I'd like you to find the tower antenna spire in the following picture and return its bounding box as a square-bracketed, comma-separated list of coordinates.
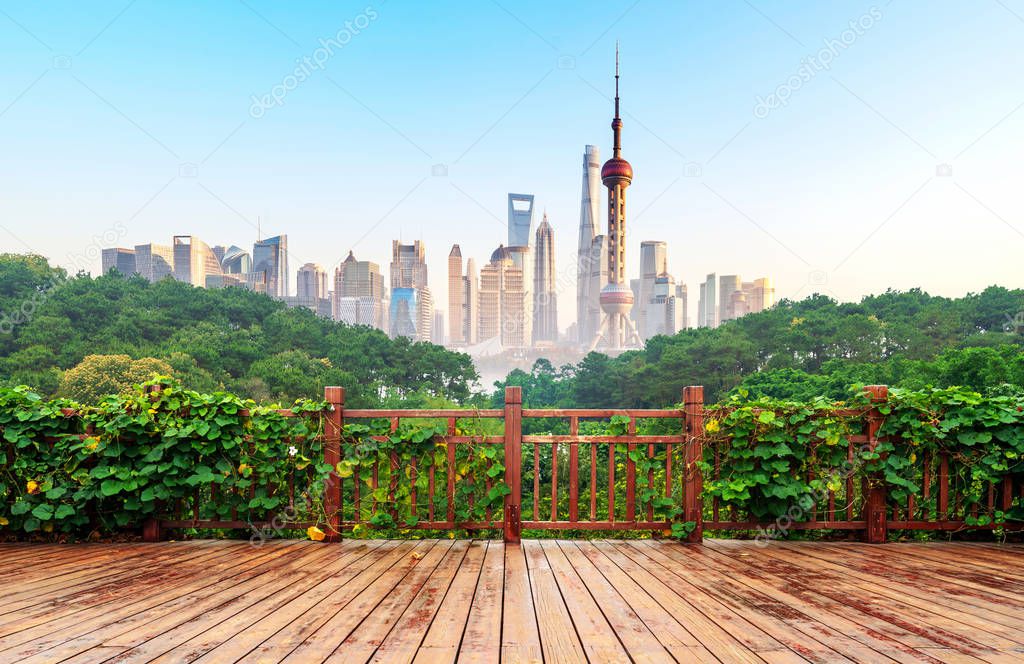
[612, 42, 622, 158]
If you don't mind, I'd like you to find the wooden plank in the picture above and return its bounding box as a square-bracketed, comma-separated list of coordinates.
[538, 539, 629, 662]
[280, 540, 439, 663]
[554, 540, 674, 663]
[413, 540, 486, 664]
[570, 541, 720, 662]
[457, 541, 504, 663]
[522, 540, 586, 663]
[369, 541, 470, 663]
[592, 541, 772, 662]
[7, 541, 334, 663]
[326, 539, 456, 662]
[501, 543, 542, 664]
[237, 541, 420, 663]
[129, 542, 387, 663]
[614, 541, 856, 659]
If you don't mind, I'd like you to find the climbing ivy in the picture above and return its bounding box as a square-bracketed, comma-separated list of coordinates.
[1, 379, 330, 536]
[339, 416, 510, 536]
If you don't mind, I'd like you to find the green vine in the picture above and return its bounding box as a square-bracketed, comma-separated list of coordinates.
[340, 415, 510, 536]
[1, 378, 329, 536]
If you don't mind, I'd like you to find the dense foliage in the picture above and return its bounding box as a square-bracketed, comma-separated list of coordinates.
[494, 288, 1024, 407]
[1, 380, 330, 535]
[704, 386, 1024, 531]
[0, 254, 478, 406]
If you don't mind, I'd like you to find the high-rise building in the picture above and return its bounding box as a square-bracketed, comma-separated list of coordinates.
[101, 248, 136, 276]
[133, 243, 174, 283]
[432, 310, 445, 345]
[638, 241, 667, 338]
[333, 251, 385, 329]
[576, 145, 602, 346]
[647, 275, 687, 337]
[296, 263, 328, 301]
[219, 246, 252, 274]
[172, 236, 223, 288]
[718, 274, 742, 324]
[592, 47, 642, 352]
[744, 277, 775, 314]
[253, 235, 288, 297]
[390, 241, 432, 342]
[583, 234, 608, 344]
[478, 245, 528, 349]
[507, 194, 535, 248]
[698, 273, 717, 328]
[533, 214, 557, 344]
[448, 245, 465, 345]
[464, 257, 478, 345]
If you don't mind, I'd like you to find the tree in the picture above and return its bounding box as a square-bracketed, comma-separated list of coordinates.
[58, 355, 172, 403]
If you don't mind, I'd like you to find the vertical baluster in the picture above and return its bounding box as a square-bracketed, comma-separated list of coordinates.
[608, 441, 616, 522]
[922, 452, 931, 522]
[569, 416, 579, 523]
[647, 440, 655, 523]
[626, 418, 636, 522]
[590, 441, 597, 521]
[389, 418, 399, 519]
[446, 417, 456, 525]
[664, 440, 673, 518]
[846, 439, 855, 522]
[938, 453, 949, 520]
[533, 443, 540, 520]
[713, 447, 720, 523]
[550, 441, 559, 522]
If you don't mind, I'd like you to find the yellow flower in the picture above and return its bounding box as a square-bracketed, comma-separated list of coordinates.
[705, 419, 720, 434]
[147, 408, 157, 415]
[410, 551, 424, 560]
[307, 526, 326, 541]
[26, 481, 40, 495]
[0, 516, 9, 527]
[238, 464, 250, 475]
[909, 453, 917, 464]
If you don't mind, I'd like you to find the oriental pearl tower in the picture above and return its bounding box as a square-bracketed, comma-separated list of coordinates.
[592, 45, 642, 352]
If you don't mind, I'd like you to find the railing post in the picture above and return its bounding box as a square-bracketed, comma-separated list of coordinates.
[863, 385, 888, 544]
[503, 386, 522, 544]
[324, 386, 344, 542]
[682, 386, 704, 544]
[142, 383, 164, 542]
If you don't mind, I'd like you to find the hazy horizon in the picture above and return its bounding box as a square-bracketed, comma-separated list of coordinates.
[2, 1, 1022, 332]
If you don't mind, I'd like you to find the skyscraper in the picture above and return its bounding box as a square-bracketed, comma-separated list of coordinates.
[576, 145, 602, 345]
[432, 310, 445, 345]
[253, 235, 288, 297]
[464, 257, 478, 345]
[698, 273, 718, 328]
[507, 194, 535, 248]
[478, 245, 527, 348]
[134, 243, 174, 283]
[718, 274, 742, 324]
[296, 263, 328, 302]
[638, 240, 667, 339]
[101, 248, 136, 276]
[592, 47, 642, 352]
[333, 251, 385, 329]
[219, 246, 252, 274]
[172, 236, 223, 287]
[448, 245, 465, 346]
[533, 214, 557, 344]
[390, 240, 432, 342]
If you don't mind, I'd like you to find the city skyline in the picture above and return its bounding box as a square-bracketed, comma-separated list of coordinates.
[3, 2, 1022, 332]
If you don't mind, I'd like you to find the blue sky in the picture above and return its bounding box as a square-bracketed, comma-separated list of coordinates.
[1, 0, 1022, 330]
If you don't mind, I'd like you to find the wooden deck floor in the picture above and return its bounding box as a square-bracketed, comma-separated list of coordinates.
[0, 539, 1022, 663]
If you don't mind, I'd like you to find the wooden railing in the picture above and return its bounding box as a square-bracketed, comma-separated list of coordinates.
[130, 384, 1020, 543]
